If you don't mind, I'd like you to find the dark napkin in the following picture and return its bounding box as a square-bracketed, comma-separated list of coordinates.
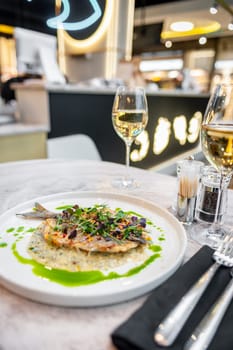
[112, 246, 233, 350]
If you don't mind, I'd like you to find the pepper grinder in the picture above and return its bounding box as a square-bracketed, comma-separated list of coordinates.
[195, 165, 231, 223]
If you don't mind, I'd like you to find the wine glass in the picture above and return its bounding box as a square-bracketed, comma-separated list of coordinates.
[112, 86, 148, 189]
[191, 83, 233, 247]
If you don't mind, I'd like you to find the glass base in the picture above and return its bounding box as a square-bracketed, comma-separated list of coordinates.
[111, 176, 139, 190]
[190, 223, 227, 248]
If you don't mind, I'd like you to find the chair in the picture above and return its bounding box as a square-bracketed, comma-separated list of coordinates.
[47, 134, 101, 161]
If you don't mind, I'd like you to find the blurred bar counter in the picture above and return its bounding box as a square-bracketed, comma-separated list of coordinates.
[11, 82, 209, 169]
[0, 123, 48, 162]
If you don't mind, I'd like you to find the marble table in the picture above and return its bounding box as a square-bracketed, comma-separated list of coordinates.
[0, 159, 232, 350]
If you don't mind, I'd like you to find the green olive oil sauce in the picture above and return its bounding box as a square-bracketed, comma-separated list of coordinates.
[6, 205, 165, 287]
[0, 227, 19, 248]
[12, 241, 161, 287]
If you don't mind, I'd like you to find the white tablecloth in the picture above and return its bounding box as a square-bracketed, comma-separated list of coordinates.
[0, 159, 232, 350]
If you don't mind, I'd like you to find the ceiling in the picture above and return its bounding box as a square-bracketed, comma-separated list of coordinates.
[135, 0, 186, 7]
[134, 0, 233, 39]
[0, 1, 225, 32]
[0, 0, 56, 36]
[0, 0, 232, 45]
[133, 0, 233, 54]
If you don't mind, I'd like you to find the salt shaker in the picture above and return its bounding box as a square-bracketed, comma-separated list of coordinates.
[195, 166, 231, 223]
[176, 159, 203, 224]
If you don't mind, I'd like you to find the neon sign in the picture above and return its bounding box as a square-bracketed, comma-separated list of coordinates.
[153, 117, 171, 155]
[55, 0, 112, 53]
[47, 0, 102, 31]
[131, 112, 202, 163]
[131, 131, 150, 162]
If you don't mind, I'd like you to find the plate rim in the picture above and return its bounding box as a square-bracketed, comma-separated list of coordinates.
[0, 190, 187, 306]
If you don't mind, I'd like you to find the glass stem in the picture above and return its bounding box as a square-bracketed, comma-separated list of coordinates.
[125, 141, 132, 182]
[213, 173, 224, 227]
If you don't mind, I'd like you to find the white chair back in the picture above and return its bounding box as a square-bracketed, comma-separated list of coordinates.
[47, 134, 101, 161]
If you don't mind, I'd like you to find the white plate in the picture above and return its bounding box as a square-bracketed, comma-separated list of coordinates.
[0, 191, 187, 307]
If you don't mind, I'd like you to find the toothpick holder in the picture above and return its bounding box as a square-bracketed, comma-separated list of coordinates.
[176, 159, 203, 225]
[177, 195, 196, 224]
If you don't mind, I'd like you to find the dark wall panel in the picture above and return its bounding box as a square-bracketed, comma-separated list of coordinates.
[48, 91, 209, 169]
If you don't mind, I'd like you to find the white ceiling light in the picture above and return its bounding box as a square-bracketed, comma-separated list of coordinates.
[199, 36, 207, 45]
[215, 60, 233, 69]
[210, 2, 218, 15]
[165, 40, 172, 48]
[140, 59, 183, 72]
[228, 20, 233, 31]
[170, 21, 194, 32]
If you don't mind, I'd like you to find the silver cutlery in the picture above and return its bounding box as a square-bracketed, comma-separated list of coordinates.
[184, 266, 233, 350]
[154, 233, 233, 347]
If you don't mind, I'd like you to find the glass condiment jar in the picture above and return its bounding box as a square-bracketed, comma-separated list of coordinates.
[176, 159, 203, 224]
[195, 166, 231, 223]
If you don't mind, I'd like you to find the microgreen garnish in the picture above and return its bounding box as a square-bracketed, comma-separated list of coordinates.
[54, 203, 149, 244]
[6, 227, 15, 233]
[16, 226, 25, 232]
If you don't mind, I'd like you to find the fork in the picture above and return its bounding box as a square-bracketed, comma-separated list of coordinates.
[184, 266, 233, 350]
[154, 233, 233, 347]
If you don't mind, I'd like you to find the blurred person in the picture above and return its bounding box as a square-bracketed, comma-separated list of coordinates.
[128, 58, 146, 88]
[1, 73, 41, 104]
[181, 68, 200, 92]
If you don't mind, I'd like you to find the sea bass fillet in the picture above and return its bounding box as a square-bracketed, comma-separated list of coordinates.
[18, 203, 151, 253]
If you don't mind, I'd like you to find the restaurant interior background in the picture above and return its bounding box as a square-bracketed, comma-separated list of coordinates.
[0, 0, 233, 172]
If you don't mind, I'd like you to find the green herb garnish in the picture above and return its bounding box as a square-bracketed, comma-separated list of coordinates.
[54, 204, 149, 244]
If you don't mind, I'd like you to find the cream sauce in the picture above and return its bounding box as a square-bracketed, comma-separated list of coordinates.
[28, 231, 149, 272]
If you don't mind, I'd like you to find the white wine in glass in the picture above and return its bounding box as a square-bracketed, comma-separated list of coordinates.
[202, 125, 233, 175]
[112, 86, 148, 188]
[191, 83, 233, 247]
